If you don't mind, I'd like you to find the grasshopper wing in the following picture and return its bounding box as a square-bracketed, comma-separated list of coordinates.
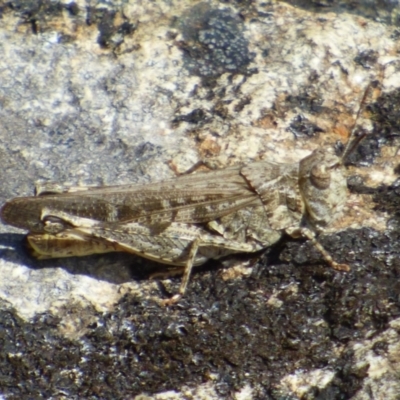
[1, 165, 260, 232]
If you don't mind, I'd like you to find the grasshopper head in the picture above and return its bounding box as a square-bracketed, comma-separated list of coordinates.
[299, 148, 348, 229]
[298, 82, 373, 229]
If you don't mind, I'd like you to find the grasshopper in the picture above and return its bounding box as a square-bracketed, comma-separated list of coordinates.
[0, 89, 370, 304]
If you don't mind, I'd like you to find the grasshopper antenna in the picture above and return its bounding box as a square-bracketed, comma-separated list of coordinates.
[340, 83, 373, 163]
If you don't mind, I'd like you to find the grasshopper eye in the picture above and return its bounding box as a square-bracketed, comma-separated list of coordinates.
[310, 165, 331, 190]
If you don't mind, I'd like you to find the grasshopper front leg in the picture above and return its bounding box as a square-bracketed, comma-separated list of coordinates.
[286, 227, 350, 272]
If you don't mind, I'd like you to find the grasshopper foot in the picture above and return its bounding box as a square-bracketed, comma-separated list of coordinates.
[331, 262, 350, 272]
[160, 294, 182, 306]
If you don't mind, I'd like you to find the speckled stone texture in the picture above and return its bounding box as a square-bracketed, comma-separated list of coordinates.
[0, 1, 400, 399]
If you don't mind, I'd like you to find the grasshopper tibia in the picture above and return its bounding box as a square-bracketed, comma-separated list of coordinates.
[286, 227, 350, 272]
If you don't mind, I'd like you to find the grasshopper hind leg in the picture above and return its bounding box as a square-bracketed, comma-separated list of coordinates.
[161, 236, 259, 306]
[26, 231, 120, 259]
[29, 211, 262, 304]
[160, 237, 202, 306]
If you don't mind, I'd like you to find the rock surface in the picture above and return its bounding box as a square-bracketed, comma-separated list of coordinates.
[0, 1, 399, 399]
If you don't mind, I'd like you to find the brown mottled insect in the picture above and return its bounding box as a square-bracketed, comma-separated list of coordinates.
[0, 88, 370, 304]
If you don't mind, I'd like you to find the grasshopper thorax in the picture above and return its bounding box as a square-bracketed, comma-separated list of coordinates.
[299, 148, 348, 229]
